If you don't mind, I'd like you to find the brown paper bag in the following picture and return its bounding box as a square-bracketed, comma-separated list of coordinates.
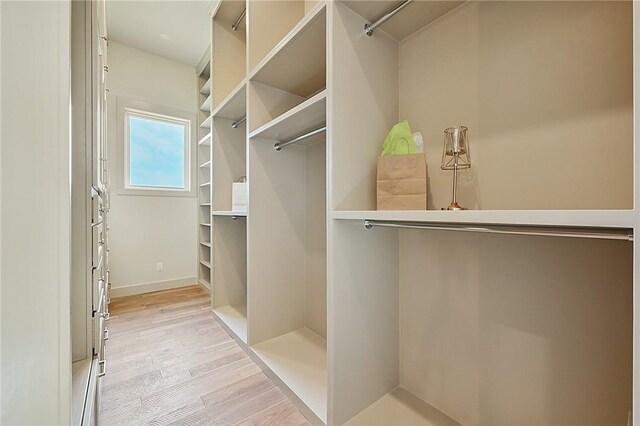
[377, 153, 427, 210]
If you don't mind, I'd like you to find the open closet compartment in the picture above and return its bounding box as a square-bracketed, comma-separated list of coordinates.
[199, 197, 212, 288]
[331, 221, 632, 426]
[248, 0, 309, 71]
[247, 9, 328, 416]
[248, 129, 328, 424]
[211, 78, 249, 343]
[199, 69, 212, 119]
[211, 0, 247, 112]
[198, 136, 212, 209]
[212, 215, 247, 343]
[197, 51, 212, 292]
[198, 50, 212, 131]
[198, 251, 211, 289]
[331, 0, 633, 217]
[211, 83, 247, 215]
[248, 2, 326, 134]
[246, 3, 328, 421]
[328, 1, 635, 425]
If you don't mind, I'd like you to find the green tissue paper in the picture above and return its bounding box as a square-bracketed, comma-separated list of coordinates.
[382, 120, 417, 156]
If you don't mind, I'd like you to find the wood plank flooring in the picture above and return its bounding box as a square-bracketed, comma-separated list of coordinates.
[100, 285, 311, 426]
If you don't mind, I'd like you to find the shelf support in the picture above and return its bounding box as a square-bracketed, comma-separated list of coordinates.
[364, 0, 412, 36]
[274, 126, 326, 151]
[363, 220, 634, 241]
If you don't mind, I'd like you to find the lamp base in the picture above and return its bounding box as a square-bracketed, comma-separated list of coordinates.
[442, 202, 465, 211]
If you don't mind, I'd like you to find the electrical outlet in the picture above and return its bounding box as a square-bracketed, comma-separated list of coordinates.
[156, 262, 164, 272]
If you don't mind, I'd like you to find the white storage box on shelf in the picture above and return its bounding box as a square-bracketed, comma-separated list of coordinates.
[232, 181, 248, 212]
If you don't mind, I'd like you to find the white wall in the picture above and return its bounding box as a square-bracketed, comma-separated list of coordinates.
[395, 3, 634, 424]
[1, 1, 71, 423]
[400, 231, 632, 425]
[107, 41, 198, 296]
[399, 1, 633, 210]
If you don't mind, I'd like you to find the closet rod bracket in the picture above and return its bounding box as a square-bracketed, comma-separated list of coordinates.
[232, 116, 246, 128]
[364, 0, 412, 36]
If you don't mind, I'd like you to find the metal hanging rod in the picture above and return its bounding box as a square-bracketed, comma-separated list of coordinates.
[364, 0, 412, 36]
[232, 8, 246, 31]
[363, 220, 634, 242]
[231, 116, 246, 128]
[274, 126, 326, 151]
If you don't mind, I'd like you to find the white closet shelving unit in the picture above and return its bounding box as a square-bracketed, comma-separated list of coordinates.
[207, 1, 640, 425]
[197, 50, 213, 292]
[246, 3, 328, 423]
[210, 0, 250, 345]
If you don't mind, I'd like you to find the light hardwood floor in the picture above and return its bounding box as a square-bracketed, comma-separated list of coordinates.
[99, 285, 310, 425]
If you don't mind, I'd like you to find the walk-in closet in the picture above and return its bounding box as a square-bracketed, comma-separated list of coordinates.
[204, 1, 638, 425]
[4, 0, 639, 425]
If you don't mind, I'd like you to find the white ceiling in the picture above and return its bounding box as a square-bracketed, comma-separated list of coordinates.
[107, 1, 210, 67]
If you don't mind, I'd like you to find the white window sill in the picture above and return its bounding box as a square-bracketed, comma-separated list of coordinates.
[116, 187, 196, 198]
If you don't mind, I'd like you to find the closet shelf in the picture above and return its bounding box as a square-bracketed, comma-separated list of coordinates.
[199, 160, 212, 168]
[345, 387, 461, 426]
[249, 3, 326, 97]
[200, 203, 212, 207]
[200, 259, 212, 269]
[200, 116, 212, 129]
[332, 210, 637, 230]
[200, 241, 211, 248]
[200, 94, 212, 113]
[250, 328, 327, 423]
[213, 304, 247, 343]
[197, 50, 210, 79]
[200, 77, 212, 95]
[249, 90, 326, 145]
[212, 211, 247, 217]
[199, 182, 211, 187]
[198, 134, 211, 145]
[211, 79, 246, 120]
[200, 222, 211, 227]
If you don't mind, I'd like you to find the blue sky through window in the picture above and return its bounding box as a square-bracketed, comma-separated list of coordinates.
[129, 114, 186, 189]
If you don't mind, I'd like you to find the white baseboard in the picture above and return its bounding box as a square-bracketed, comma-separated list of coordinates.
[198, 278, 211, 293]
[110, 277, 198, 298]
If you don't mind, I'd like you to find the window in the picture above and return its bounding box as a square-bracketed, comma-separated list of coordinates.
[124, 109, 191, 191]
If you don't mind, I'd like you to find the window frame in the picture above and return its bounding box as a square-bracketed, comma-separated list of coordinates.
[124, 109, 190, 192]
[116, 97, 196, 198]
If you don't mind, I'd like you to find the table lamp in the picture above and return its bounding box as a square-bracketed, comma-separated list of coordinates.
[441, 126, 470, 210]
